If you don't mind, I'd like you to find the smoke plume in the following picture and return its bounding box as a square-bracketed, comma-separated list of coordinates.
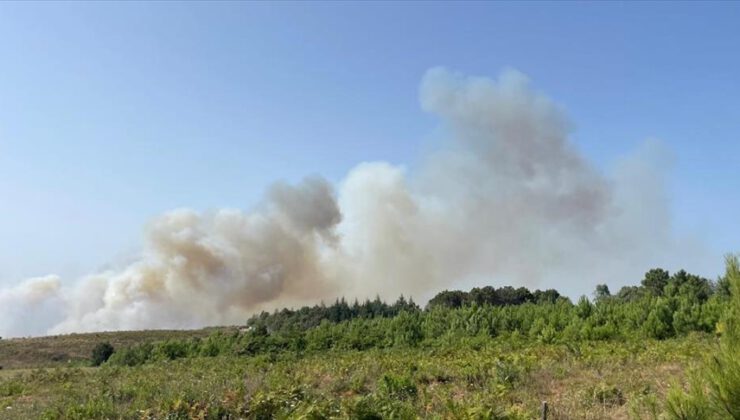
[1, 68, 706, 337]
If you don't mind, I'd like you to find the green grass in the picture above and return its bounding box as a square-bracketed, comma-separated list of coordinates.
[0, 332, 716, 419]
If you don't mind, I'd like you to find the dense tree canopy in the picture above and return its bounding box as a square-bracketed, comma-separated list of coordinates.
[245, 296, 419, 334]
[427, 286, 561, 309]
[104, 266, 731, 368]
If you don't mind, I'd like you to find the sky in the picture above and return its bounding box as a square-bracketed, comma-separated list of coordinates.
[1, 2, 739, 291]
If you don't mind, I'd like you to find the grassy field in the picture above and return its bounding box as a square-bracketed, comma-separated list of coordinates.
[0, 330, 715, 419]
[0, 328, 236, 370]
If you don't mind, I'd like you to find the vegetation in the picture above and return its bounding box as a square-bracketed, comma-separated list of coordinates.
[0, 263, 736, 419]
[90, 342, 115, 367]
[0, 328, 226, 370]
[665, 255, 740, 419]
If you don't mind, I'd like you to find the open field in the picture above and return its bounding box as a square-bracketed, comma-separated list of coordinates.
[0, 328, 237, 371]
[0, 329, 718, 419]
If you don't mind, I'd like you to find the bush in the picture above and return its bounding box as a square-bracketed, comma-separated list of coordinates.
[665, 381, 713, 420]
[91, 342, 115, 366]
[107, 343, 154, 366]
[155, 340, 190, 360]
[643, 300, 674, 339]
[0, 380, 24, 397]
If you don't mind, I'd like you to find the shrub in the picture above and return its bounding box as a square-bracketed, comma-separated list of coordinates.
[575, 296, 593, 319]
[155, 340, 190, 360]
[391, 311, 423, 347]
[0, 380, 24, 397]
[665, 380, 713, 420]
[107, 342, 154, 366]
[643, 300, 674, 339]
[90, 342, 115, 366]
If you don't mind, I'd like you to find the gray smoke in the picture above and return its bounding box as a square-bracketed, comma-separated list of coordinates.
[0, 68, 707, 337]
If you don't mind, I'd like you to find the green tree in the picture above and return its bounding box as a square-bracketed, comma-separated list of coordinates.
[666, 254, 740, 419]
[533, 289, 561, 304]
[665, 270, 712, 302]
[469, 286, 497, 305]
[575, 296, 593, 319]
[642, 268, 670, 296]
[716, 275, 732, 299]
[427, 290, 469, 308]
[616, 285, 645, 302]
[391, 311, 423, 347]
[643, 299, 674, 339]
[594, 284, 611, 302]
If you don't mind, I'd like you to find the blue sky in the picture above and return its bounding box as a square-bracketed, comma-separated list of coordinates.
[1, 2, 738, 286]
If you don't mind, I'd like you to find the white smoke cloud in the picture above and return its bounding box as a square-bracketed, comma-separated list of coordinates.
[46, 177, 342, 334]
[0, 275, 62, 337]
[0, 68, 709, 337]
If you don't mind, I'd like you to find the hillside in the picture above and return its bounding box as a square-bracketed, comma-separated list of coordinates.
[0, 328, 236, 370]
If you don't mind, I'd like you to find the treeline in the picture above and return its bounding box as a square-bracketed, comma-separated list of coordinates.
[101, 266, 733, 367]
[245, 296, 420, 334]
[242, 286, 560, 336]
[427, 286, 563, 308]
[245, 267, 721, 333]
